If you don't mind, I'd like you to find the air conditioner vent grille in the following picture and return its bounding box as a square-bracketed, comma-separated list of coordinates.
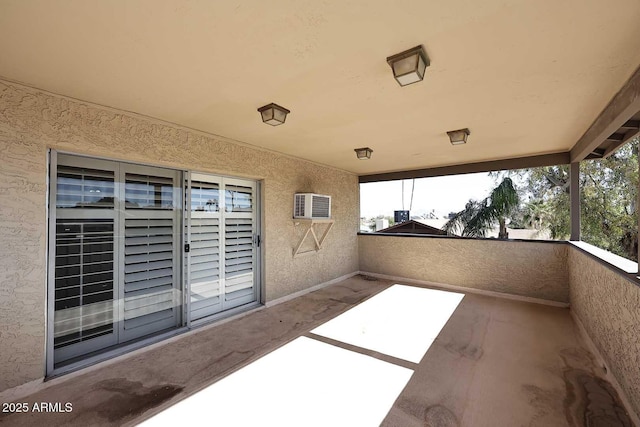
[294, 194, 305, 217]
[311, 196, 330, 218]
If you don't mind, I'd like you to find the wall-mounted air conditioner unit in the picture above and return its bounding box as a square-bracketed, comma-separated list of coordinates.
[293, 193, 331, 219]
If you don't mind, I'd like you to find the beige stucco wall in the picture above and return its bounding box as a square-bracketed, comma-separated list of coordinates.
[359, 234, 569, 302]
[568, 246, 640, 417]
[0, 81, 359, 393]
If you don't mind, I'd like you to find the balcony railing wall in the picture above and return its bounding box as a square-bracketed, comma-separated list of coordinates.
[568, 246, 640, 418]
[359, 233, 569, 303]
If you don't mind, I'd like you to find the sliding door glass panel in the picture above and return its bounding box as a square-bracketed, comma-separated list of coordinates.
[53, 157, 118, 364]
[121, 165, 181, 342]
[223, 179, 257, 309]
[187, 174, 223, 321]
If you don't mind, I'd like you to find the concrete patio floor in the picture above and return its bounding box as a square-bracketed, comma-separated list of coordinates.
[0, 275, 633, 426]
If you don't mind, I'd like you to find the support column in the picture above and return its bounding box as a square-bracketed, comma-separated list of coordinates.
[570, 162, 580, 241]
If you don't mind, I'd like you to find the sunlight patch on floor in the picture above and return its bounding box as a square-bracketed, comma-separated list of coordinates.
[140, 336, 413, 427]
[311, 284, 464, 363]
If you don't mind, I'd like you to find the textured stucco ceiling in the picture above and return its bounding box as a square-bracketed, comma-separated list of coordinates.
[1, 0, 640, 175]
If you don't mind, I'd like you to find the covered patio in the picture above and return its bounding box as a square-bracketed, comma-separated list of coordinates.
[1, 1, 640, 426]
[1, 274, 629, 426]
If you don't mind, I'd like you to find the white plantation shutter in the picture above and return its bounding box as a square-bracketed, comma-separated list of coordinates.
[189, 217, 222, 319]
[121, 168, 180, 341]
[223, 180, 257, 309]
[187, 177, 223, 321]
[224, 218, 254, 302]
[54, 219, 116, 353]
[123, 218, 176, 335]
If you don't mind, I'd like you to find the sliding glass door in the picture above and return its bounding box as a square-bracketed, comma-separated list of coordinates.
[48, 153, 260, 370]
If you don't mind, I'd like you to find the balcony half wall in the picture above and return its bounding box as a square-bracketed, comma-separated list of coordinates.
[569, 245, 640, 419]
[358, 233, 569, 304]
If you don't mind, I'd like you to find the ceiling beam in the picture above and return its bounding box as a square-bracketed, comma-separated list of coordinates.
[620, 119, 640, 130]
[570, 65, 640, 162]
[603, 128, 640, 158]
[359, 152, 570, 183]
[606, 133, 626, 141]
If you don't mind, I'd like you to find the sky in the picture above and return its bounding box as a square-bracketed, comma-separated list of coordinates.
[359, 172, 498, 219]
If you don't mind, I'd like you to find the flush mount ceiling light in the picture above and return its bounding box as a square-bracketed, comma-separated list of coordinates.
[447, 128, 470, 145]
[354, 147, 373, 160]
[386, 45, 429, 87]
[257, 103, 290, 126]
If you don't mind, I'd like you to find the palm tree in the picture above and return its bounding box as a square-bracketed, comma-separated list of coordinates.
[521, 199, 552, 230]
[443, 177, 519, 239]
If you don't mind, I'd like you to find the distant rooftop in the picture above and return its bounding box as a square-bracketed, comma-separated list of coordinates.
[373, 218, 552, 240]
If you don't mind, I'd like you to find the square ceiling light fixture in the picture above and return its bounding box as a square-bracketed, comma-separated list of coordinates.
[447, 128, 470, 145]
[386, 45, 429, 87]
[354, 147, 373, 159]
[258, 103, 290, 126]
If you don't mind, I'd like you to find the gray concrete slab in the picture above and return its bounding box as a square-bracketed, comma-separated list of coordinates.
[0, 276, 634, 426]
[381, 292, 633, 426]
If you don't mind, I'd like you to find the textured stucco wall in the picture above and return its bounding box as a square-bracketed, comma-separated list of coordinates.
[568, 246, 640, 417]
[359, 234, 569, 302]
[0, 81, 359, 392]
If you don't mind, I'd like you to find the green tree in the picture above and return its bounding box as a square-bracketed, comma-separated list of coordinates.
[507, 138, 638, 260]
[500, 165, 571, 239]
[580, 141, 638, 259]
[508, 199, 556, 239]
[444, 177, 519, 238]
